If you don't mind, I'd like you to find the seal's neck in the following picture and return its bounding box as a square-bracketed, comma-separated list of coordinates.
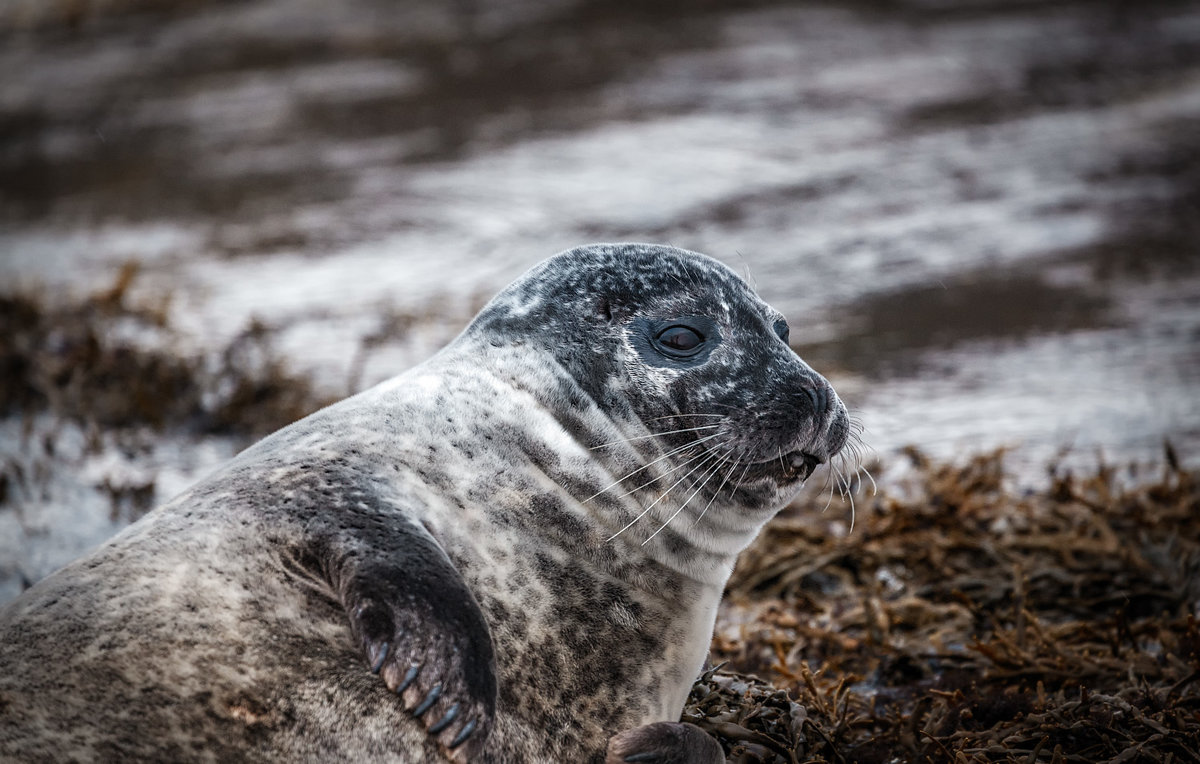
[465, 343, 775, 591]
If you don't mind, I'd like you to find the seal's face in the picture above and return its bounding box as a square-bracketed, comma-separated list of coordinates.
[469, 243, 852, 521]
[612, 261, 850, 517]
[621, 283, 849, 500]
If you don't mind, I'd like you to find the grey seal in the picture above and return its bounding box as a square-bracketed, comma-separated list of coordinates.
[0, 243, 851, 763]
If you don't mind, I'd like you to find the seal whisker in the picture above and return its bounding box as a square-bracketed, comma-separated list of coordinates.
[834, 463, 847, 499]
[847, 479, 856, 534]
[860, 462, 878, 497]
[728, 459, 754, 502]
[641, 448, 733, 545]
[615, 447, 727, 536]
[607, 448, 725, 543]
[589, 424, 720, 450]
[832, 462, 856, 534]
[692, 449, 737, 528]
[831, 449, 851, 482]
[607, 443, 719, 502]
[821, 463, 837, 512]
[585, 433, 722, 503]
[665, 271, 689, 290]
[841, 432, 877, 498]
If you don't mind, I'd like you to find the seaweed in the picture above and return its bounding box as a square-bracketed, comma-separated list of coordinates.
[690, 447, 1200, 763]
[0, 263, 332, 440]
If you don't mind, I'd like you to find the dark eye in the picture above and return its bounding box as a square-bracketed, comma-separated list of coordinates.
[774, 319, 790, 344]
[656, 325, 704, 355]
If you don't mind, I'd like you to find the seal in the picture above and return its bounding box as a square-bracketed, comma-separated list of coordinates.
[0, 243, 851, 763]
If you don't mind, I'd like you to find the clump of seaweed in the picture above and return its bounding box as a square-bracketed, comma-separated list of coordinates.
[0, 263, 332, 439]
[684, 665, 810, 763]
[690, 447, 1200, 763]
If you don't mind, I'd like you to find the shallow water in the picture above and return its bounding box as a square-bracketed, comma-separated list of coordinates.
[2, 0, 1199, 600]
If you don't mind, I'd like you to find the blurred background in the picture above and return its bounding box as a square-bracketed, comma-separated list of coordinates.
[1, 0, 1198, 602]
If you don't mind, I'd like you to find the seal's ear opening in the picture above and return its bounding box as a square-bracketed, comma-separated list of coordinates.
[595, 296, 615, 324]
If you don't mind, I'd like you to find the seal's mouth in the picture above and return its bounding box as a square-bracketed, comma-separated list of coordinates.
[739, 449, 824, 485]
[783, 450, 824, 482]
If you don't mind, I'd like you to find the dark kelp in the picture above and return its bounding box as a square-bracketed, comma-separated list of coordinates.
[688, 447, 1199, 763]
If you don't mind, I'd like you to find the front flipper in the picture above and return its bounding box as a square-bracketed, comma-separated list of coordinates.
[311, 512, 496, 760]
[606, 722, 725, 764]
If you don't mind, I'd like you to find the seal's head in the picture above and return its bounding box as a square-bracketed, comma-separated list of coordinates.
[466, 243, 853, 546]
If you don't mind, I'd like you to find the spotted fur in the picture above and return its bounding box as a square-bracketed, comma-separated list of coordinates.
[0, 243, 850, 763]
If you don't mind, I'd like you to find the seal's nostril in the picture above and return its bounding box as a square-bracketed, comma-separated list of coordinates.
[802, 387, 819, 411]
[800, 385, 830, 414]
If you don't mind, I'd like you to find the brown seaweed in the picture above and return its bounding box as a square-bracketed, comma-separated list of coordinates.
[0, 265, 331, 440]
[689, 448, 1200, 763]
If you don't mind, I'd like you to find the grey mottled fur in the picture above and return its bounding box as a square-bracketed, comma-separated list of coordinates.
[0, 243, 849, 763]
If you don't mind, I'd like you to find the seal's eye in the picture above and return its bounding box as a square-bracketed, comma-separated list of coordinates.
[774, 319, 790, 344]
[655, 325, 704, 356]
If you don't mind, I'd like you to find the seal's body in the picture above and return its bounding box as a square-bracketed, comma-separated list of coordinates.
[0, 244, 850, 763]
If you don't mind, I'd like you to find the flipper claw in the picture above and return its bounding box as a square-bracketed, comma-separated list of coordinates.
[428, 703, 460, 734]
[369, 642, 389, 674]
[395, 663, 419, 694]
[413, 684, 442, 717]
[449, 718, 478, 749]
